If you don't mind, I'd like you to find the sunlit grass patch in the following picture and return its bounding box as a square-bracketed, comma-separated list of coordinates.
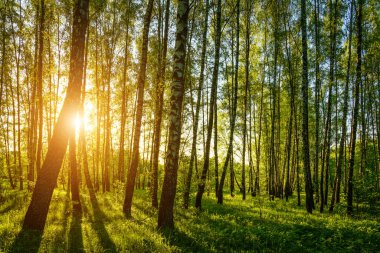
[0, 184, 379, 252]
[173, 193, 380, 252]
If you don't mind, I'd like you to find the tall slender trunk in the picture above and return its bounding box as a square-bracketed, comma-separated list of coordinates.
[80, 25, 92, 192]
[123, 0, 154, 217]
[27, 3, 40, 185]
[229, 29, 235, 197]
[331, 1, 339, 205]
[195, 0, 222, 209]
[296, 115, 301, 206]
[36, 0, 45, 175]
[254, 22, 268, 196]
[94, 20, 100, 191]
[10, 63, 17, 191]
[183, 0, 209, 209]
[54, 11, 61, 127]
[248, 87, 254, 196]
[151, 0, 170, 208]
[347, 0, 363, 215]
[270, 1, 279, 200]
[313, 0, 321, 203]
[23, 0, 89, 231]
[3, 28, 15, 188]
[321, 0, 338, 211]
[215, 0, 238, 205]
[360, 76, 367, 176]
[284, 14, 294, 201]
[17, 24, 22, 190]
[301, 0, 314, 213]
[103, 71, 111, 192]
[103, 2, 117, 192]
[118, 1, 131, 184]
[47, 27, 52, 143]
[158, 0, 189, 229]
[214, 97, 219, 196]
[330, 0, 353, 212]
[10, 2, 23, 190]
[242, 0, 251, 201]
[5, 87, 15, 189]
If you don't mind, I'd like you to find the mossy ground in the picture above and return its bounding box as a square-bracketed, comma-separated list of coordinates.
[0, 184, 379, 252]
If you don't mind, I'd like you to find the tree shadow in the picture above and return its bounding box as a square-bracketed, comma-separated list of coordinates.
[0, 191, 28, 214]
[9, 193, 70, 253]
[51, 196, 70, 250]
[183, 197, 380, 252]
[68, 209, 84, 253]
[0, 199, 18, 214]
[85, 189, 117, 252]
[133, 202, 157, 218]
[9, 229, 43, 253]
[160, 227, 209, 253]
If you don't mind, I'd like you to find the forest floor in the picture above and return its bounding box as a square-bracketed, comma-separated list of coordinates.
[0, 183, 379, 253]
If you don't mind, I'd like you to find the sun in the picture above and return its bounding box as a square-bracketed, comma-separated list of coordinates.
[73, 115, 81, 130]
[71, 100, 95, 133]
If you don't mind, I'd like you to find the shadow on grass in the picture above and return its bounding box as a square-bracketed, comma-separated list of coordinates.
[0, 199, 18, 214]
[9, 229, 43, 253]
[0, 191, 28, 214]
[160, 227, 209, 253]
[133, 202, 157, 217]
[50, 195, 70, 249]
[86, 189, 117, 252]
[9, 191, 71, 253]
[68, 210, 84, 253]
[182, 196, 380, 252]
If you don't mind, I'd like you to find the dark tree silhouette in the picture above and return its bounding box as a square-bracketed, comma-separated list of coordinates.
[22, 0, 89, 231]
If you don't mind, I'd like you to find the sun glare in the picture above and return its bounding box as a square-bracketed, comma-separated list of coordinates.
[73, 115, 81, 131]
[71, 100, 94, 133]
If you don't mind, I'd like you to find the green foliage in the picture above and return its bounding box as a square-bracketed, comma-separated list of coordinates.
[354, 171, 380, 209]
[1, 183, 379, 252]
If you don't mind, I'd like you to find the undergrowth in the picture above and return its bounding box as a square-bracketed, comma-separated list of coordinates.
[0, 185, 379, 252]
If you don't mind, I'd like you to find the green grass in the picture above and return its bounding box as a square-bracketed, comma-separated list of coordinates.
[0, 185, 379, 252]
